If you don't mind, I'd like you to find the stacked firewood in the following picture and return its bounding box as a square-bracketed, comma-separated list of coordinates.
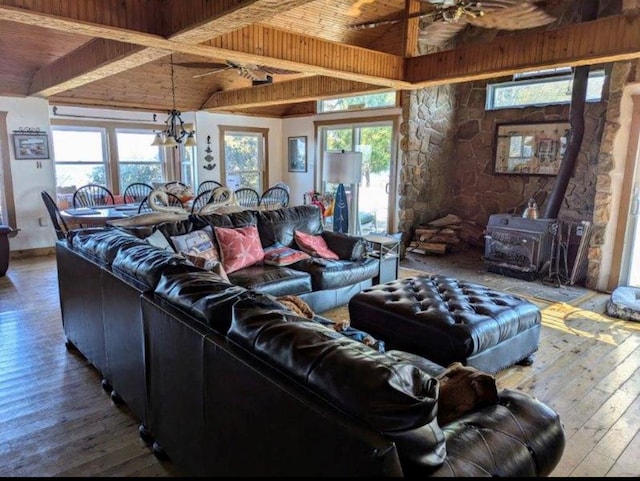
[408, 214, 485, 255]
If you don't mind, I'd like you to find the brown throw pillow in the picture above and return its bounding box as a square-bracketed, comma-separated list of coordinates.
[436, 362, 499, 426]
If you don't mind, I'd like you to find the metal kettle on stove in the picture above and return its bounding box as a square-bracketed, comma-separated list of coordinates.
[522, 198, 539, 219]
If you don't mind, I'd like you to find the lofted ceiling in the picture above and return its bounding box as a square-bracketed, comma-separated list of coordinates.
[0, 0, 635, 118]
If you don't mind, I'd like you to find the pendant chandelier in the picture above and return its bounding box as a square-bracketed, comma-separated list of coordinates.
[151, 55, 197, 148]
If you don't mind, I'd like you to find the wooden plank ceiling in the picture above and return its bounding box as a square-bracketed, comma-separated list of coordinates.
[0, 0, 633, 117]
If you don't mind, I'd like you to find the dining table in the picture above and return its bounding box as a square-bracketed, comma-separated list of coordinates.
[60, 204, 143, 227]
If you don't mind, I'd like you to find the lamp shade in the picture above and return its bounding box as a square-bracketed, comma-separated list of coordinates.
[323, 151, 362, 184]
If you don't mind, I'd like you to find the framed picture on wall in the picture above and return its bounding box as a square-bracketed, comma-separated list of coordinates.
[288, 136, 307, 173]
[12, 132, 50, 160]
[493, 121, 570, 175]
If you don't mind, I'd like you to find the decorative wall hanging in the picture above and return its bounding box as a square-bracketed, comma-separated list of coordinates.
[203, 135, 216, 171]
[493, 121, 570, 176]
[12, 128, 50, 160]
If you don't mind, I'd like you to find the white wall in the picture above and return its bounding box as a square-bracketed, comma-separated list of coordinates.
[1, 97, 56, 251]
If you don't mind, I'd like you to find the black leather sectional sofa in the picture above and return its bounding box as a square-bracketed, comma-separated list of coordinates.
[55, 206, 566, 477]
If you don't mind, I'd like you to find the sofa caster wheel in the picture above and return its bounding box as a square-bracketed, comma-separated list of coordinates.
[517, 355, 534, 366]
[139, 424, 153, 444]
[152, 441, 168, 460]
[101, 378, 112, 393]
[110, 390, 124, 405]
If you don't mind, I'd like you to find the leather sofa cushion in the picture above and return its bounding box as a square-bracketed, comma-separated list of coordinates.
[228, 294, 443, 436]
[291, 257, 379, 290]
[256, 205, 323, 248]
[321, 230, 368, 261]
[228, 265, 312, 297]
[190, 209, 258, 231]
[112, 244, 197, 290]
[154, 270, 250, 332]
[71, 228, 146, 265]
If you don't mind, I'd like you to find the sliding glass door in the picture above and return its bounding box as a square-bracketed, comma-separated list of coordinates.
[319, 119, 396, 235]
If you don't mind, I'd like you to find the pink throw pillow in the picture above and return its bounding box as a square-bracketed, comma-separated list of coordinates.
[214, 225, 265, 274]
[263, 245, 310, 266]
[294, 230, 339, 260]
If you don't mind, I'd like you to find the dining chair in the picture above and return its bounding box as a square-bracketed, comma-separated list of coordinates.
[72, 184, 115, 208]
[123, 182, 153, 204]
[137, 192, 184, 214]
[41, 191, 69, 240]
[190, 189, 214, 214]
[234, 187, 260, 208]
[197, 180, 223, 196]
[259, 186, 290, 210]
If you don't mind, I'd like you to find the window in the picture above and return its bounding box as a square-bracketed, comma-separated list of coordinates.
[318, 92, 397, 113]
[115, 130, 164, 191]
[220, 127, 267, 192]
[486, 69, 606, 110]
[51, 122, 194, 208]
[52, 127, 108, 208]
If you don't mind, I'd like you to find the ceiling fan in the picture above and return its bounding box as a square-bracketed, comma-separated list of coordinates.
[175, 60, 298, 83]
[348, 0, 556, 46]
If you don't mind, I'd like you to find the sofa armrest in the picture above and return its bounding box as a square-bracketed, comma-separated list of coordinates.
[321, 230, 367, 261]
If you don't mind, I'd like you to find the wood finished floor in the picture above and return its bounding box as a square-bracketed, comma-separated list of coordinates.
[0, 251, 638, 477]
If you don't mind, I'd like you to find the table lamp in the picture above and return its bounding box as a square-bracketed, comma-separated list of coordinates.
[323, 150, 363, 234]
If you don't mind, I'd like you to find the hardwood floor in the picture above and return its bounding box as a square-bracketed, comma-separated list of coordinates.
[0, 252, 638, 477]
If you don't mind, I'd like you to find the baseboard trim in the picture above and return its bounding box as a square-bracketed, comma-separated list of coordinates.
[10, 247, 55, 259]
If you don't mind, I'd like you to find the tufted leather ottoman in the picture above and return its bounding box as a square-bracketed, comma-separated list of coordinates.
[348, 275, 541, 374]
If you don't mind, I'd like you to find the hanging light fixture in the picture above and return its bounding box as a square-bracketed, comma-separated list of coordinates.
[152, 55, 197, 148]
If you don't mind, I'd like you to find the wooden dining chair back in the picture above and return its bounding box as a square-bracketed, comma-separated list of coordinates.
[123, 182, 153, 204]
[197, 180, 223, 196]
[73, 184, 115, 208]
[41, 191, 69, 240]
[234, 188, 260, 208]
[190, 189, 214, 214]
[259, 186, 290, 210]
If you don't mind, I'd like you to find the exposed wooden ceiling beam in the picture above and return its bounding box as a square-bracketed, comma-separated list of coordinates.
[406, 14, 640, 87]
[0, 2, 406, 97]
[202, 77, 384, 110]
[169, 0, 318, 43]
[30, 41, 169, 97]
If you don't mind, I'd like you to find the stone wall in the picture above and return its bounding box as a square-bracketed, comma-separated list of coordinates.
[397, 86, 457, 242]
[396, 0, 627, 289]
[449, 79, 608, 227]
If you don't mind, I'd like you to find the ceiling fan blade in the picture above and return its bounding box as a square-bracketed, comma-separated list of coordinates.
[466, 2, 556, 30]
[175, 62, 229, 69]
[192, 66, 233, 79]
[258, 65, 298, 75]
[418, 20, 468, 45]
[347, 17, 403, 30]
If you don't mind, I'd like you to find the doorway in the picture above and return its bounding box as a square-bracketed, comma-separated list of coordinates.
[318, 117, 397, 235]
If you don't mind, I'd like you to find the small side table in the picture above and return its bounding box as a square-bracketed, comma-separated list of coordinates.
[364, 234, 401, 285]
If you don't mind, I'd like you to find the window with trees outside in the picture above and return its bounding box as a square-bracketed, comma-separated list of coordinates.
[115, 130, 164, 191]
[319, 118, 396, 235]
[51, 123, 190, 208]
[318, 92, 397, 113]
[486, 68, 605, 110]
[221, 128, 267, 193]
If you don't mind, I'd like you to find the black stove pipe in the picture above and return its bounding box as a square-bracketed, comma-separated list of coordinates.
[543, 2, 599, 219]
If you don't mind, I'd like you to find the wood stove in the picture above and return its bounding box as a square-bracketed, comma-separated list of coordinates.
[484, 214, 558, 281]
